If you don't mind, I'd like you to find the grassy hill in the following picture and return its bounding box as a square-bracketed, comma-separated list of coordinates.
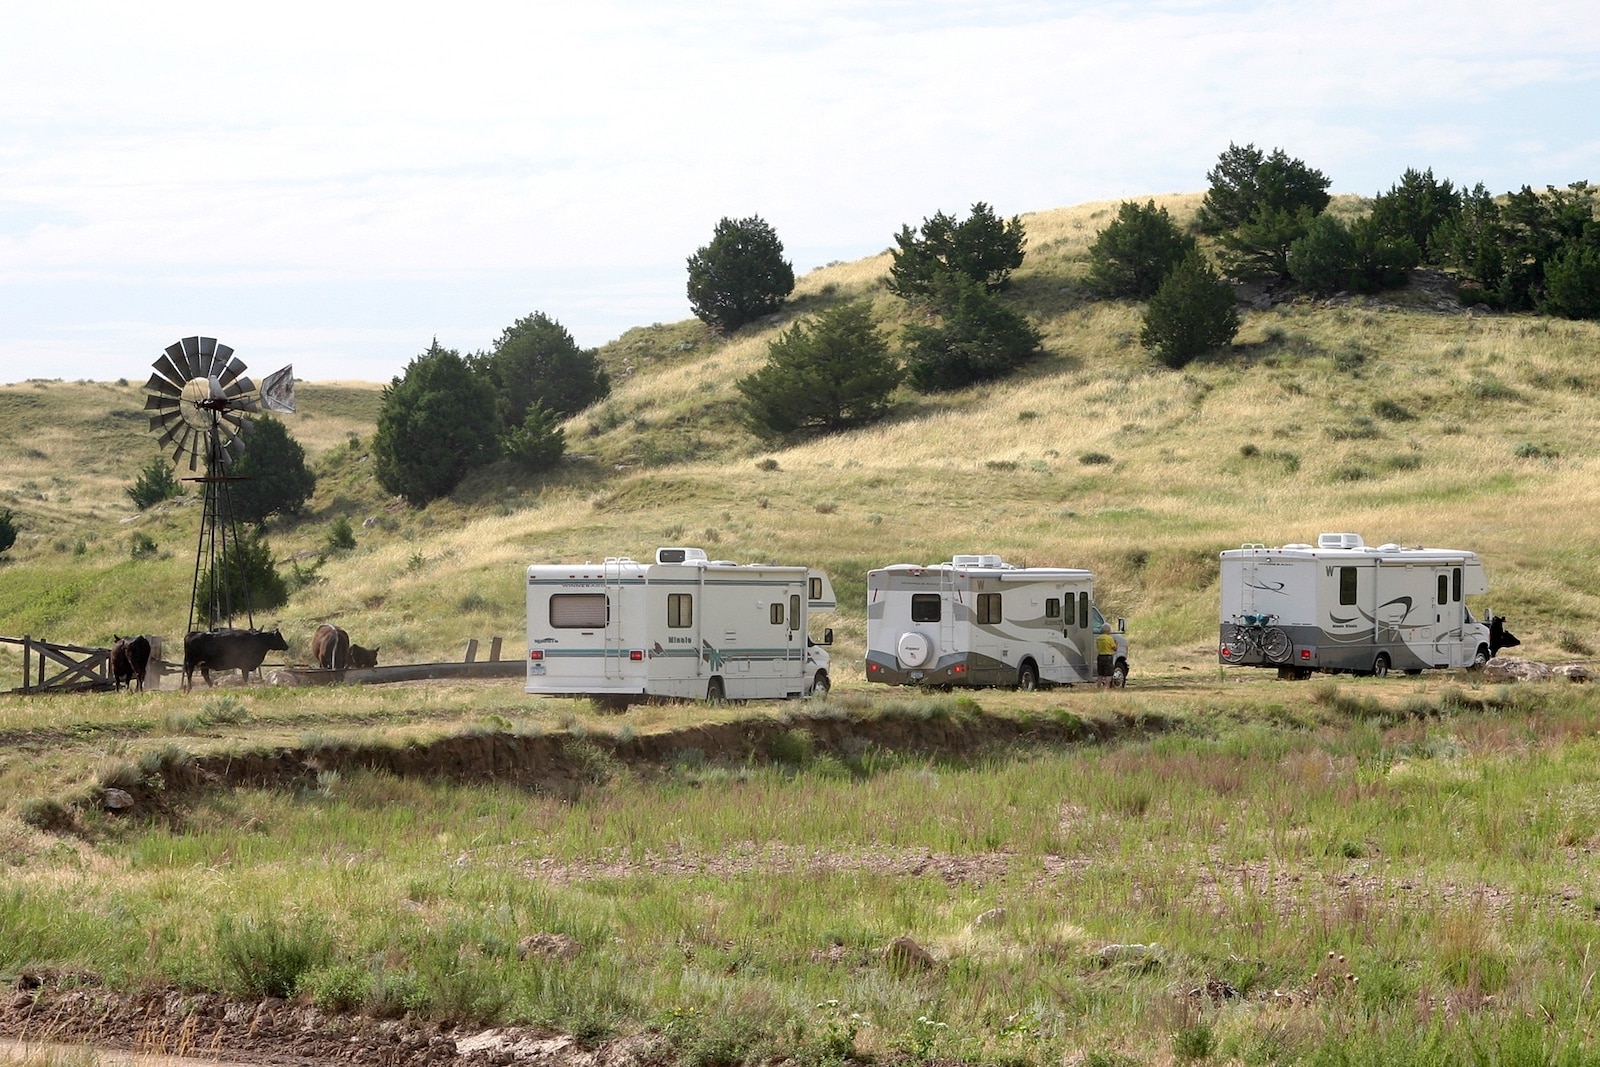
[3, 191, 1599, 680]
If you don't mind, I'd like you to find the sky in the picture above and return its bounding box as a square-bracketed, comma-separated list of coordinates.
[2, 0, 1597, 386]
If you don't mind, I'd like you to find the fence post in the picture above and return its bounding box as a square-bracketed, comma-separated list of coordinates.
[22, 635, 29, 692]
[463, 638, 479, 663]
[489, 636, 502, 662]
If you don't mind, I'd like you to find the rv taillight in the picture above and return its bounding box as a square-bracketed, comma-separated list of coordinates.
[529, 650, 543, 661]
[629, 649, 644, 661]
[952, 663, 967, 674]
[867, 663, 880, 673]
[1300, 649, 1311, 660]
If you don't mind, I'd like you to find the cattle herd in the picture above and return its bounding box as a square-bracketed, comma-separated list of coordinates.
[103, 623, 379, 692]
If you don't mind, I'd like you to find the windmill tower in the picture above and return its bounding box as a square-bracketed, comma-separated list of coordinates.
[142, 337, 295, 633]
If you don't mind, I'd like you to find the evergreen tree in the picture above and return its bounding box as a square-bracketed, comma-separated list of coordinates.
[1197, 143, 1331, 235]
[1287, 213, 1356, 296]
[197, 528, 288, 624]
[686, 216, 796, 333]
[1370, 167, 1460, 263]
[737, 301, 901, 438]
[373, 340, 501, 505]
[902, 279, 1043, 391]
[0, 508, 15, 557]
[1542, 238, 1600, 319]
[500, 402, 567, 472]
[1140, 254, 1240, 369]
[228, 416, 316, 526]
[126, 456, 184, 510]
[889, 202, 1026, 301]
[485, 312, 609, 424]
[1085, 200, 1197, 299]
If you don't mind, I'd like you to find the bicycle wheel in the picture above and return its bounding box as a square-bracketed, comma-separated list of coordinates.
[1262, 626, 1292, 663]
[1220, 624, 1250, 664]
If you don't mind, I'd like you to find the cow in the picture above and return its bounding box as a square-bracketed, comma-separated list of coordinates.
[111, 634, 152, 693]
[311, 623, 350, 670]
[183, 628, 288, 690]
[1490, 615, 1521, 656]
[349, 643, 380, 670]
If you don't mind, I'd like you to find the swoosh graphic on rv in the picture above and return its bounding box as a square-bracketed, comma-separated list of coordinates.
[1244, 579, 1286, 593]
[1331, 597, 1415, 628]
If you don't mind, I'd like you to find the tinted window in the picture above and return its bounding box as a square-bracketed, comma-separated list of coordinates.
[911, 594, 941, 623]
[1045, 598, 1061, 619]
[668, 593, 693, 628]
[770, 602, 785, 625]
[977, 593, 1002, 624]
[1438, 574, 1449, 606]
[1452, 567, 1462, 602]
[790, 594, 801, 630]
[1339, 567, 1357, 606]
[1079, 591, 1090, 629]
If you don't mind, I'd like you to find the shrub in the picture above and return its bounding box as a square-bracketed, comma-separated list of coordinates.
[483, 311, 609, 422]
[738, 301, 901, 438]
[126, 457, 183, 510]
[1140, 254, 1240, 368]
[373, 341, 501, 505]
[196, 529, 288, 624]
[500, 402, 567, 473]
[215, 914, 332, 999]
[325, 516, 356, 553]
[1085, 200, 1196, 299]
[889, 201, 1026, 300]
[1079, 452, 1113, 465]
[228, 416, 316, 525]
[0, 508, 15, 557]
[686, 216, 796, 333]
[902, 278, 1043, 391]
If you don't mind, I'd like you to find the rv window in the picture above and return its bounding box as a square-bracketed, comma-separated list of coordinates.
[1045, 598, 1061, 619]
[809, 576, 822, 600]
[1079, 591, 1089, 629]
[1452, 567, 1462, 602]
[977, 593, 1002, 624]
[1339, 567, 1357, 606]
[770, 602, 785, 625]
[1437, 574, 1449, 606]
[911, 594, 941, 623]
[790, 594, 801, 630]
[549, 593, 607, 629]
[668, 593, 693, 628]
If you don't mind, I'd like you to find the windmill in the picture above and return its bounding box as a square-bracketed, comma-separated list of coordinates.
[143, 337, 295, 633]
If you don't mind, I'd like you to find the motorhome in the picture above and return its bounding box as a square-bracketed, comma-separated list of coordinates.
[1218, 533, 1502, 677]
[525, 547, 835, 705]
[865, 554, 1129, 689]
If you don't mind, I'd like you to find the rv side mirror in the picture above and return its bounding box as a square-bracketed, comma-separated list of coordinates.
[1117, 618, 1126, 634]
[822, 627, 833, 646]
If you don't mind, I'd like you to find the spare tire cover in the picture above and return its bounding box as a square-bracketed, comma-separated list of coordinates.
[897, 631, 931, 669]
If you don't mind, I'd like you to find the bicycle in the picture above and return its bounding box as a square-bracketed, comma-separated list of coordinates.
[1220, 613, 1292, 664]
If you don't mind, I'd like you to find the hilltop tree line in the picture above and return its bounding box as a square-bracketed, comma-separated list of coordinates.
[349, 149, 1600, 504]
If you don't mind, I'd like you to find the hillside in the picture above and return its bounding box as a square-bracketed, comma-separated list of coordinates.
[2, 191, 1599, 680]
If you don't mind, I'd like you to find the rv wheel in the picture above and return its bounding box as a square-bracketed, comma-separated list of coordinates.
[1110, 661, 1128, 688]
[807, 671, 830, 698]
[1470, 646, 1490, 670]
[1017, 662, 1040, 691]
[706, 677, 726, 705]
[1371, 654, 1390, 678]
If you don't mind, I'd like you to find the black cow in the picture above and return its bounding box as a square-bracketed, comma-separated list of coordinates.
[111, 634, 152, 693]
[348, 643, 379, 670]
[1490, 615, 1521, 656]
[183, 628, 288, 690]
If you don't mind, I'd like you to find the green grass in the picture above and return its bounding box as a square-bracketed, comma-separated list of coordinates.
[8, 687, 1600, 1061]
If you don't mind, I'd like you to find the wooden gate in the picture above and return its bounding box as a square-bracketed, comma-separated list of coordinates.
[2, 635, 114, 693]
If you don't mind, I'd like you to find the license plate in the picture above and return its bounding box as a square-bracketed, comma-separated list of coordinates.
[910, 670, 924, 680]
[528, 664, 546, 675]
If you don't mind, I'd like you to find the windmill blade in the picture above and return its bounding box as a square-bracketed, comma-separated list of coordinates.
[259, 365, 295, 413]
[219, 410, 248, 443]
[218, 354, 247, 389]
[163, 341, 193, 381]
[152, 354, 189, 391]
[155, 417, 189, 451]
[149, 410, 184, 435]
[145, 394, 180, 415]
[180, 337, 204, 374]
[144, 372, 182, 400]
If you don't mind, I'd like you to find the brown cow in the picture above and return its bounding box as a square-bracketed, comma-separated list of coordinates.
[312, 623, 350, 670]
[349, 643, 379, 670]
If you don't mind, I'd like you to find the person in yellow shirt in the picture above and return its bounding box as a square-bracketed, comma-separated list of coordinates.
[1095, 625, 1116, 687]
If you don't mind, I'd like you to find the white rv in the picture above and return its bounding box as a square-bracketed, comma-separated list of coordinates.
[525, 547, 835, 705]
[865, 555, 1129, 689]
[1218, 533, 1501, 677]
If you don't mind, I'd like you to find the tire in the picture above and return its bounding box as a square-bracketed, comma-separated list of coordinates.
[706, 677, 726, 705]
[897, 631, 931, 669]
[1262, 627, 1292, 663]
[1219, 625, 1248, 664]
[1470, 646, 1490, 670]
[1017, 662, 1039, 691]
[1372, 654, 1390, 678]
[807, 671, 830, 698]
[1110, 661, 1128, 688]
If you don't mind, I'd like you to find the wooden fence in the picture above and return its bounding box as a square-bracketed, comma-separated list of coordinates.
[2, 635, 113, 693]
